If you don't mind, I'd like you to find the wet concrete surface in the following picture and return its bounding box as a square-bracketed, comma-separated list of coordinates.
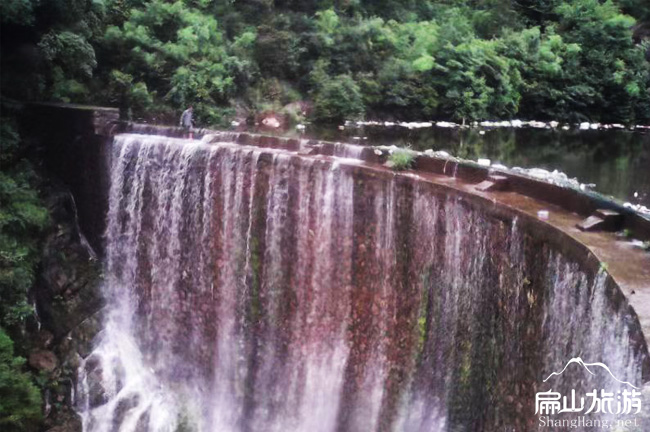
[198, 130, 650, 370]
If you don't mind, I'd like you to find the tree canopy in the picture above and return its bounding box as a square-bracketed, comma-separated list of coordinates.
[1, 0, 649, 124]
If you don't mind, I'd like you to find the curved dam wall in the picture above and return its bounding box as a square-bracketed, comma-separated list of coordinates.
[76, 133, 648, 431]
[19, 104, 650, 431]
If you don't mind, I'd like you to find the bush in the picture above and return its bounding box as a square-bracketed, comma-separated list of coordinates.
[387, 149, 415, 171]
[0, 121, 49, 329]
[312, 74, 365, 123]
[0, 328, 42, 430]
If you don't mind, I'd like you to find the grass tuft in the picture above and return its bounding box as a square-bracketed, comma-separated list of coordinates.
[387, 149, 415, 171]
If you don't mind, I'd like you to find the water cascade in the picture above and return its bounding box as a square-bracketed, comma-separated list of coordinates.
[77, 133, 647, 432]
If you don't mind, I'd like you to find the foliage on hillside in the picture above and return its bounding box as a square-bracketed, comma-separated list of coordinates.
[0, 120, 49, 330]
[0, 117, 49, 430]
[0, 328, 42, 430]
[1, 0, 650, 124]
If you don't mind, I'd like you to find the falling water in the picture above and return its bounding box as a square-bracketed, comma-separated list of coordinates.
[77, 133, 646, 432]
[332, 142, 366, 159]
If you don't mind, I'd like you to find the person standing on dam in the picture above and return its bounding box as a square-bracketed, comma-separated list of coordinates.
[180, 105, 194, 139]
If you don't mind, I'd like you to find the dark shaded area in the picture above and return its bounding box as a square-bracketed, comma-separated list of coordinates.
[18, 103, 120, 254]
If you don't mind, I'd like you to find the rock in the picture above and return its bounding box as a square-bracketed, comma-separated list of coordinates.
[84, 355, 109, 408]
[33, 193, 104, 339]
[35, 329, 55, 349]
[112, 358, 127, 395]
[134, 408, 151, 432]
[577, 215, 605, 231]
[29, 349, 58, 372]
[18, 185, 106, 432]
[528, 168, 550, 179]
[46, 411, 83, 432]
[112, 393, 141, 432]
[64, 311, 105, 358]
[577, 210, 623, 232]
[475, 175, 509, 192]
[261, 116, 280, 128]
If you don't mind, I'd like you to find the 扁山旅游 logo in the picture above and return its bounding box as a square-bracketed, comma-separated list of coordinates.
[535, 357, 643, 429]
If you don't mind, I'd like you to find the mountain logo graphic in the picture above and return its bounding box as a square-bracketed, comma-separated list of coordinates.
[543, 357, 639, 389]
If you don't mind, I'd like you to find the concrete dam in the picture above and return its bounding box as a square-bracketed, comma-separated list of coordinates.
[24, 104, 650, 432]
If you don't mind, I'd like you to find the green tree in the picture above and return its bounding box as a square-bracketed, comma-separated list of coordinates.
[555, 0, 650, 122]
[0, 0, 36, 26]
[0, 328, 42, 431]
[501, 27, 583, 120]
[312, 72, 365, 123]
[0, 118, 47, 430]
[434, 38, 521, 121]
[2, 0, 650, 124]
[0, 121, 49, 329]
[38, 30, 98, 102]
[102, 0, 237, 124]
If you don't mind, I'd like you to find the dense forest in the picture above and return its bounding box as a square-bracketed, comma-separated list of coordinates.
[0, 117, 47, 429]
[2, 0, 650, 125]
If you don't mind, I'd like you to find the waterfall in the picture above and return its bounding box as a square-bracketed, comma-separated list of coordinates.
[78, 133, 645, 432]
[332, 142, 366, 159]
